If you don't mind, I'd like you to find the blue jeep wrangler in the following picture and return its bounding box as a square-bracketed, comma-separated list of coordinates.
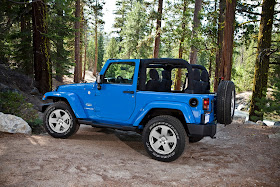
[42, 58, 235, 162]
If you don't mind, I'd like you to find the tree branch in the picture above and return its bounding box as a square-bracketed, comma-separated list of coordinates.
[236, 9, 261, 16]
[238, 20, 260, 26]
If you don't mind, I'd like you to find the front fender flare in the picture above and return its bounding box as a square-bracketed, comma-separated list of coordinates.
[43, 92, 87, 119]
[133, 101, 195, 127]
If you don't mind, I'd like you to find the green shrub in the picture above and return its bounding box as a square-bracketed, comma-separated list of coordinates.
[0, 91, 45, 133]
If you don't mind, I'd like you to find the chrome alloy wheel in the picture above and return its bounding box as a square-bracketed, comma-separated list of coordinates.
[149, 124, 177, 155]
[48, 109, 72, 133]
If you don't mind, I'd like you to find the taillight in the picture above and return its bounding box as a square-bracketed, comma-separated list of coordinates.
[203, 98, 209, 110]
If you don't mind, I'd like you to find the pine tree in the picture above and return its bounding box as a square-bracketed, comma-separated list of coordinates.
[32, 0, 52, 93]
[214, 0, 226, 91]
[249, 0, 276, 121]
[189, 0, 202, 64]
[74, 0, 81, 83]
[121, 2, 149, 58]
[153, 0, 163, 58]
[49, 0, 75, 82]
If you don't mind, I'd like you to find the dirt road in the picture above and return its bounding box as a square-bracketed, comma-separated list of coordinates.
[0, 122, 279, 186]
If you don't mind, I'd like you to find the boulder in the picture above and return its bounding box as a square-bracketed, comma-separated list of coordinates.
[274, 121, 280, 127]
[0, 112, 32, 134]
[30, 87, 40, 95]
[256, 120, 267, 126]
[244, 120, 257, 125]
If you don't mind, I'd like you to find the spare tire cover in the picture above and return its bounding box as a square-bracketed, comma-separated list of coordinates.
[216, 81, 235, 125]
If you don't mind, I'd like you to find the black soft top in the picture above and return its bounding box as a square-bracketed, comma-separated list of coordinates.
[138, 58, 208, 93]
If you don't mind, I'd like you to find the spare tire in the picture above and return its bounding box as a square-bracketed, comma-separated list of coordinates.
[216, 81, 235, 125]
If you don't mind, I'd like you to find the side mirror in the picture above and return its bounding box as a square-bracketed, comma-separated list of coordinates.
[96, 73, 102, 90]
[96, 73, 102, 84]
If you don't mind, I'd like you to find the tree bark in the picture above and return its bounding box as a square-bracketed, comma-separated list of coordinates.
[153, 0, 163, 58]
[32, 0, 52, 93]
[79, 9, 84, 81]
[55, 3, 63, 82]
[219, 0, 236, 81]
[249, 0, 276, 122]
[93, 20, 98, 76]
[174, 0, 187, 90]
[189, 0, 202, 64]
[214, 0, 226, 91]
[74, 0, 81, 83]
[83, 32, 87, 80]
[93, 0, 98, 76]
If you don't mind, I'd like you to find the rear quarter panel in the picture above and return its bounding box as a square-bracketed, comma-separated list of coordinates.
[131, 91, 215, 126]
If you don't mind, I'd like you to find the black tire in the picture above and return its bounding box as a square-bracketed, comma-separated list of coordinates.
[189, 136, 203, 143]
[216, 81, 236, 125]
[142, 115, 186, 162]
[43, 101, 80, 138]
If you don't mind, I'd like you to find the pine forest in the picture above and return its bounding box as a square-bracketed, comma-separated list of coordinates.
[0, 0, 279, 122]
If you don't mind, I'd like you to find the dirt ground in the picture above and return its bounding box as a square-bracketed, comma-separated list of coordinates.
[0, 122, 279, 187]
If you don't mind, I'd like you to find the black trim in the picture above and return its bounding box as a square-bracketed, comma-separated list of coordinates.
[186, 123, 216, 138]
[40, 103, 54, 112]
[123, 91, 134, 94]
[78, 119, 137, 131]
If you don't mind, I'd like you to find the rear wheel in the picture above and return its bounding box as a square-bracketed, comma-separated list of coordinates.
[142, 115, 186, 162]
[216, 81, 236, 125]
[44, 101, 80, 138]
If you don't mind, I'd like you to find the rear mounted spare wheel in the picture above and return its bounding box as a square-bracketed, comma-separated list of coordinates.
[216, 81, 235, 125]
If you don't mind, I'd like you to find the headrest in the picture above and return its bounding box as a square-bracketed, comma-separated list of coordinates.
[149, 69, 159, 80]
[162, 70, 171, 80]
[201, 70, 209, 82]
[193, 69, 201, 81]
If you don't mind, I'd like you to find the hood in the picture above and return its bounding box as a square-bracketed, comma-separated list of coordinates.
[56, 83, 88, 92]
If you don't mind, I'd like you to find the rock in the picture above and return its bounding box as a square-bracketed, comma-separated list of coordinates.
[233, 115, 246, 123]
[0, 83, 20, 93]
[244, 120, 257, 125]
[274, 121, 280, 127]
[237, 104, 246, 111]
[268, 133, 280, 139]
[30, 87, 40, 95]
[256, 120, 267, 126]
[0, 112, 32, 134]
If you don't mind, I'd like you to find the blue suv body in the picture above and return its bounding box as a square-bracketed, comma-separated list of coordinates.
[42, 58, 235, 162]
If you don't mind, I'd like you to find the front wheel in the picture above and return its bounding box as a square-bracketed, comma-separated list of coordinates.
[43, 101, 80, 138]
[142, 115, 186, 162]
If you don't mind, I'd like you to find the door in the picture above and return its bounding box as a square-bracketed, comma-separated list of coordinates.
[94, 62, 136, 121]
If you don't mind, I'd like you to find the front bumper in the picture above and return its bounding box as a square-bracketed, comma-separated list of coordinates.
[186, 123, 216, 138]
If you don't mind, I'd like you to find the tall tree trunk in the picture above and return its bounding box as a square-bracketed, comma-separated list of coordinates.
[32, 0, 52, 93]
[219, 0, 236, 80]
[55, 4, 63, 82]
[249, 0, 276, 122]
[79, 10, 84, 81]
[83, 32, 87, 80]
[174, 0, 187, 90]
[214, 0, 226, 91]
[74, 0, 81, 83]
[93, 0, 98, 76]
[189, 0, 202, 64]
[153, 0, 163, 58]
[21, 5, 33, 75]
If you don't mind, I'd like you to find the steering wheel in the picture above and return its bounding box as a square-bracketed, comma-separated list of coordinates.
[116, 76, 125, 83]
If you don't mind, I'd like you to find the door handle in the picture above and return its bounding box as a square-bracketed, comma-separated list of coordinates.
[123, 91, 134, 94]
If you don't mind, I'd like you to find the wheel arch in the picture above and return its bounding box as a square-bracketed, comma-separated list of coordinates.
[42, 92, 87, 119]
[134, 103, 195, 135]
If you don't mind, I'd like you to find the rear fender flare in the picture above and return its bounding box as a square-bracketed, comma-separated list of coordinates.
[43, 92, 87, 119]
[133, 101, 195, 127]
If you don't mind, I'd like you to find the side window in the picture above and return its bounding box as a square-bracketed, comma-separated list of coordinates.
[104, 62, 135, 84]
[171, 68, 188, 91]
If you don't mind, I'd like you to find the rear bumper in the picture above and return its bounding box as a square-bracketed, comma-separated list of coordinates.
[186, 123, 216, 138]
